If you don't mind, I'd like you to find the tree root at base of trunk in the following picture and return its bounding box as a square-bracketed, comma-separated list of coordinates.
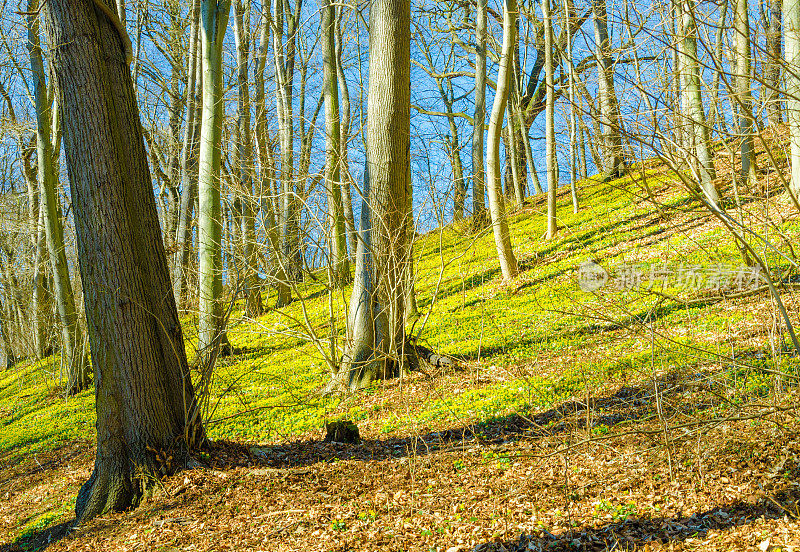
[326, 338, 460, 393]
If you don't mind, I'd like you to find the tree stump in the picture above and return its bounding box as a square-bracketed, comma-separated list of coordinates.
[324, 420, 360, 444]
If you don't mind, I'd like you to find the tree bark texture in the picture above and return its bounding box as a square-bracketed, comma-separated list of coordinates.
[42, 0, 201, 522]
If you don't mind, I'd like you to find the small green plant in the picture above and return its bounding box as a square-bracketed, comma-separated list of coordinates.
[594, 500, 638, 521]
[330, 519, 347, 531]
[592, 424, 610, 436]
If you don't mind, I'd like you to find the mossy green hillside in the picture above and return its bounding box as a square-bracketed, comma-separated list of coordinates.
[1, 169, 795, 460]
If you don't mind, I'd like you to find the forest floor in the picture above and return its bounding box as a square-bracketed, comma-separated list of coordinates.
[3, 132, 800, 551]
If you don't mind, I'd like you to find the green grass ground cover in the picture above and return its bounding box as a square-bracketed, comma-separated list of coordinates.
[1, 166, 795, 463]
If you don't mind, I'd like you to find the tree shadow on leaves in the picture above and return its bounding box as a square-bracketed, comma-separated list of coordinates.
[469, 492, 798, 551]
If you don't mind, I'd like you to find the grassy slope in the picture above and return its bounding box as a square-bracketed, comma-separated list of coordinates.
[3, 138, 800, 549]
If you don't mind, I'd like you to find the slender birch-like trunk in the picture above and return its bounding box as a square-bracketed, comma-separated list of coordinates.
[565, 0, 579, 213]
[173, 0, 201, 310]
[254, 0, 292, 306]
[233, 0, 264, 317]
[335, 5, 357, 256]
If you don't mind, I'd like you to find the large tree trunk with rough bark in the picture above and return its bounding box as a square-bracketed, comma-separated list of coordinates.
[42, 0, 202, 523]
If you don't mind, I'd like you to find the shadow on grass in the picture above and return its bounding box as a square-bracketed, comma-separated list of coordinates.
[0, 521, 72, 552]
[230, 374, 714, 471]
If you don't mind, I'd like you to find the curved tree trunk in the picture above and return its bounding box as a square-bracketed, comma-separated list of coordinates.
[486, 0, 518, 279]
[42, 0, 201, 522]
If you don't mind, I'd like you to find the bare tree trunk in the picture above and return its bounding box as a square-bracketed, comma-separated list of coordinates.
[433, 77, 466, 221]
[511, 55, 541, 196]
[565, 0, 578, 213]
[42, 0, 201, 522]
[681, 0, 719, 204]
[593, 0, 625, 178]
[322, 0, 351, 286]
[233, 0, 264, 317]
[197, 0, 232, 361]
[342, 0, 412, 389]
[173, 0, 201, 311]
[28, 0, 89, 393]
[485, 0, 519, 279]
[545, 0, 558, 238]
[31, 198, 50, 359]
[734, 0, 757, 186]
[785, 0, 800, 193]
[472, 0, 488, 228]
[766, 0, 783, 125]
[335, 4, 357, 256]
[273, 0, 303, 281]
[708, 0, 729, 138]
[254, 0, 292, 307]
